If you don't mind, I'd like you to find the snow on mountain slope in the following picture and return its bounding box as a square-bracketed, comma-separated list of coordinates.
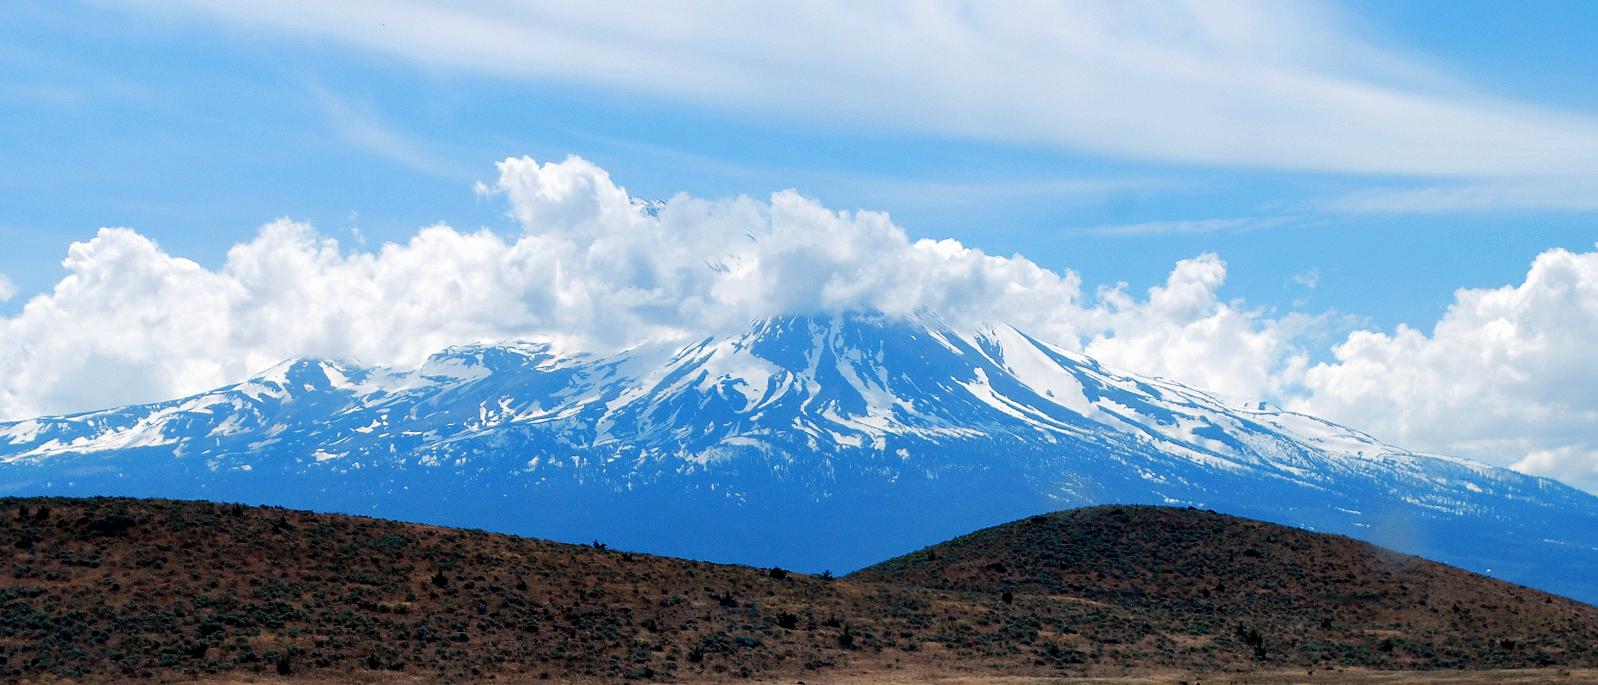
[3, 313, 1597, 603]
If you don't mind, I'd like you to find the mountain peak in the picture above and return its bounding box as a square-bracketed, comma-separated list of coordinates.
[420, 340, 569, 380]
[2, 315, 1597, 603]
[248, 357, 366, 392]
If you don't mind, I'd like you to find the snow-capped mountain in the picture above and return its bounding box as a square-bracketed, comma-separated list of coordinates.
[4, 314, 1597, 602]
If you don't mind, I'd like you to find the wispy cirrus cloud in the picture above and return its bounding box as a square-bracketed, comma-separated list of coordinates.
[1326, 177, 1598, 214]
[1083, 216, 1293, 237]
[0, 40, 157, 111]
[308, 83, 477, 179]
[125, 0, 1598, 192]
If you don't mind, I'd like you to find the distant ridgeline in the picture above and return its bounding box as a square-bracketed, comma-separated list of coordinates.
[3, 314, 1597, 604]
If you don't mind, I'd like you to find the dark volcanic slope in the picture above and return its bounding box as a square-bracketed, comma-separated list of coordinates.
[855, 506, 1598, 667]
[2, 499, 1595, 684]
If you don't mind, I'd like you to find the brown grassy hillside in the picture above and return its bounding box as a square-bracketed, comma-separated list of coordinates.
[854, 506, 1598, 670]
[1, 498, 1594, 684]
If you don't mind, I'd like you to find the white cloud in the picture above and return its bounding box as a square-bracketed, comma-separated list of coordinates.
[8, 152, 1598, 493]
[1081, 255, 1310, 400]
[0, 273, 15, 302]
[131, 0, 1598, 189]
[1291, 267, 1320, 290]
[1293, 246, 1598, 491]
[0, 154, 1295, 421]
[1513, 447, 1598, 494]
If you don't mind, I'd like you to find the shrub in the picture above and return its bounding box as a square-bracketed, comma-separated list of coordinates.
[1238, 626, 1266, 660]
[87, 514, 137, 537]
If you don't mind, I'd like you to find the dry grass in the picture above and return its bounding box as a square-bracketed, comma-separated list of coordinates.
[27, 666, 1598, 684]
[856, 506, 1598, 671]
[3, 498, 1595, 684]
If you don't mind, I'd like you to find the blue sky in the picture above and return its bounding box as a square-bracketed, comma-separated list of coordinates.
[4, 1, 1596, 328]
[3, 1, 1598, 490]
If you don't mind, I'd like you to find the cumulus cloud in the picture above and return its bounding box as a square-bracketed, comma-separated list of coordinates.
[6, 152, 1598, 491]
[1080, 255, 1309, 400]
[1293, 246, 1598, 491]
[1513, 448, 1598, 494]
[0, 154, 1296, 421]
[0, 274, 15, 302]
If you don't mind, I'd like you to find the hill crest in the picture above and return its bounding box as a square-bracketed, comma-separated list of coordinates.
[2, 497, 1595, 683]
[855, 505, 1598, 657]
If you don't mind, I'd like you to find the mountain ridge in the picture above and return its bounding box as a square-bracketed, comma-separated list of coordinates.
[2, 313, 1596, 603]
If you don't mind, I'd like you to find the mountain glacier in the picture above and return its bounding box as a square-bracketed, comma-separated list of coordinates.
[4, 313, 1596, 602]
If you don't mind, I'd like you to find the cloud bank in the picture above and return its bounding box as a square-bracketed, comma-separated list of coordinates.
[3, 154, 1596, 492]
[0, 154, 1289, 422]
[1293, 247, 1598, 491]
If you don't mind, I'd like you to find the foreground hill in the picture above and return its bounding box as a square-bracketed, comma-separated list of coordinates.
[2, 498, 1595, 683]
[856, 506, 1598, 666]
[4, 314, 1597, 604]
